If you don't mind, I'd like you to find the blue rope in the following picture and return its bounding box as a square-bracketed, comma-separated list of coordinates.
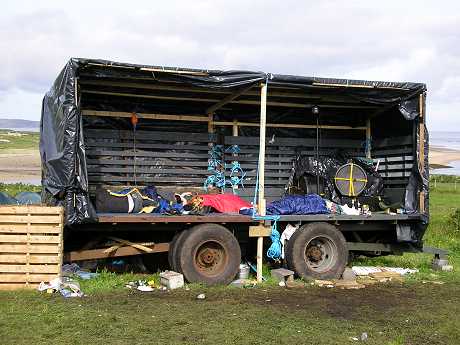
[204, 144, 246, 192]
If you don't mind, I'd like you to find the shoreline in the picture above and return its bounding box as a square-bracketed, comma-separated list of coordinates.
[0, 146, 459, 185]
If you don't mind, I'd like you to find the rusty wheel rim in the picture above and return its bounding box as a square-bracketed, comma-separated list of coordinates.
[193, 240, 228, 277]
[303, 235, 337, 273]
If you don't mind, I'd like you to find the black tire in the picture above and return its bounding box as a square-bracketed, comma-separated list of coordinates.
[172, 229, 192, 273]
[285, 222, 348, 280]
[167, 232, 181, 271]
[178, 224, 241, 285]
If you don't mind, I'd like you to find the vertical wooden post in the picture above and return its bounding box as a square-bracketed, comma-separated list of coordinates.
[366, 118, 371, 159]
[256, 83, 268, 282]
[232, 119, 238, 137]
[208, 113, 214, 134]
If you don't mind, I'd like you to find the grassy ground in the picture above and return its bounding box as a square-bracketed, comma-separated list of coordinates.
[0, 182, 459, 344]
[0, 129, 39, 152]
[0, 183, 41, 196]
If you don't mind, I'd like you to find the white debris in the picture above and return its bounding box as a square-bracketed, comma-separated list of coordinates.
[197, 293, 206, 300]
[360, 332, 368, 341]
[352, 266, 418, 276]
[137, 285, 154, 292]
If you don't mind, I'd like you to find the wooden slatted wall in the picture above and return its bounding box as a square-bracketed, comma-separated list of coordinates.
[0, 206, 64, 290]
[372, 135, 414, 187]
[224, 135, 363, 202]
[85, 128, 217, 192]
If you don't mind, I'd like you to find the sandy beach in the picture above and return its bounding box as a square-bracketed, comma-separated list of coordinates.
[0, 146, 459, 185]
[0, 149, 41, 184]
[429, 146, 460, 167]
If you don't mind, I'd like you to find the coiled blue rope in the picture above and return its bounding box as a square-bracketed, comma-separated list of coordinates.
[204, 144, 246, 192]
[252, 160, 282, 261]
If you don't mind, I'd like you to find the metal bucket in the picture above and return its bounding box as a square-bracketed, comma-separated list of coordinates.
[238, 263, 250, 279]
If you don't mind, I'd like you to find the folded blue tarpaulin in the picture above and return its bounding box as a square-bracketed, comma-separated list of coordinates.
[266, 194, 330, 215]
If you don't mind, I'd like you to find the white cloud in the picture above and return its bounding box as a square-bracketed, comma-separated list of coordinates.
[0, 0, 459, 131]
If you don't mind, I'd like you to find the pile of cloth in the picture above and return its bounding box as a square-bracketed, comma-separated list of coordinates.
[95, 186, 183, 214]
[95, 186, 253, 215]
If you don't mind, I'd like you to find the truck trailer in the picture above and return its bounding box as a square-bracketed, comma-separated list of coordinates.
[40, 58, 433, 284]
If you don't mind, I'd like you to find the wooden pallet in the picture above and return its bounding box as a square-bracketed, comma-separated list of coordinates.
[0, 206, 64, 290]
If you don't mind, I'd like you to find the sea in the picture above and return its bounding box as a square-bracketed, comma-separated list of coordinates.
[430, 131, 460, 176]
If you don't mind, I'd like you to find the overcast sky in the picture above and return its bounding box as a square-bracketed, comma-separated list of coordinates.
[0, 0, 459, 131]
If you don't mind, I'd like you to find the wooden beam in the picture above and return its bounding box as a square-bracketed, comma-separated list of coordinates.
[82, 110, 367, 130]
[215, 120, 367, 130]
[206, 84, 255, 114]
[81, 90, 377, 109]
[79, 79, 322, 100]
[257, 82, 268, 283]
[81, 110, 208, 122]
[64, 242, 170, 262]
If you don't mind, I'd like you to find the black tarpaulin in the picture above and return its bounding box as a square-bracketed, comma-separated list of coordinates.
[40, 58, 428, 225]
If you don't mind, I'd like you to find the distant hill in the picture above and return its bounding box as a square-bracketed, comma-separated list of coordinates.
[0, 118, 39, 131]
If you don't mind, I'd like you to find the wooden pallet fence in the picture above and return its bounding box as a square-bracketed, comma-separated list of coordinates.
[0, 206, 64, 290]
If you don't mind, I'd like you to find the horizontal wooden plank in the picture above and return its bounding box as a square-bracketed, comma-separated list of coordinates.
[87, 149, 210, 159]
[0, 254, 60, 264]
[89, 176, 287, 185]
[85, 129, 217, 142]
[372, 148, 413, 156]
[373, 135, 413, 148]
[0, 244, 61, 254]
[0, 215, 62, 224]
[87, 158, 210, 167]
[65, 242, 170, 261]
[0, 224, 62, 234]
[225, 136, 362, 148]
[0, 283, 40, 290]
[0, 206, 62, 215]
[0, 273, 58, 283]
[0, 235, 61, 244]
[0, 264, 59, 274]
[88, 166, 210, 175]
[85, 141, 211, 151]
[90, 176, 206, 183]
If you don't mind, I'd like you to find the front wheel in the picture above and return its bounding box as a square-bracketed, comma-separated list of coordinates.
[178, 224, 241, 285]
[285, 222, 348, 280]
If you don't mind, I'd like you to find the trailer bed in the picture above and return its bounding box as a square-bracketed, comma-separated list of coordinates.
[97, 212, 422, 223]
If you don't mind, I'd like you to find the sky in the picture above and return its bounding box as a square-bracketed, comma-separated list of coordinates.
[0, 0, 459, 131]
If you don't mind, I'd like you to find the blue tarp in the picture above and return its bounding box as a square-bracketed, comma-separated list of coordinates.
[266, 194, 329, 215]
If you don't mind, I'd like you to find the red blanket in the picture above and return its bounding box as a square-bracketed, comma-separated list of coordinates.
[199, 194, 252, 213]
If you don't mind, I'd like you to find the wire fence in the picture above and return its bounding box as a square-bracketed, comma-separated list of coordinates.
[430, 174, 460, 191]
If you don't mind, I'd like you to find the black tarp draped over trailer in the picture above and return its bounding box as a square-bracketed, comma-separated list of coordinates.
[40, 58, 428, 226]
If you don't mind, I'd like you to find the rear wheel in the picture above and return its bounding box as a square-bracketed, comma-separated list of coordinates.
[285, 222, 348, 280]
[178, 224, 241, 285]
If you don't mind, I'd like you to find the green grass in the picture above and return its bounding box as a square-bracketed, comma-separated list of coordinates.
[353, 182, 460, 283]
[0, 129, 39, 151]
[1, 183, 459, 344]
[0, 183, 41, 196]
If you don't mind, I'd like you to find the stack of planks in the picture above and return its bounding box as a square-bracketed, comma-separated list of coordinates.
[0, 206, 64, 290]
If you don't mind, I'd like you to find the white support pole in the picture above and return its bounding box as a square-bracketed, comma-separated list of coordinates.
[256, 83, 268, 282]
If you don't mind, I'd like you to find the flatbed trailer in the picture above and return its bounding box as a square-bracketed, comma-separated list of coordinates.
[40, 58, 433, 284]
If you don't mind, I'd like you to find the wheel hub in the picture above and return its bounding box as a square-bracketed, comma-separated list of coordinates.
[306, 246, 323, 262]
[194, 240, 227, 276]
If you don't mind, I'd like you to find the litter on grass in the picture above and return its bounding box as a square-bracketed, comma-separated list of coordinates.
[352, 266, 418, 276]
[38, 277, 84, 298]
[62, 263, 99, 280]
